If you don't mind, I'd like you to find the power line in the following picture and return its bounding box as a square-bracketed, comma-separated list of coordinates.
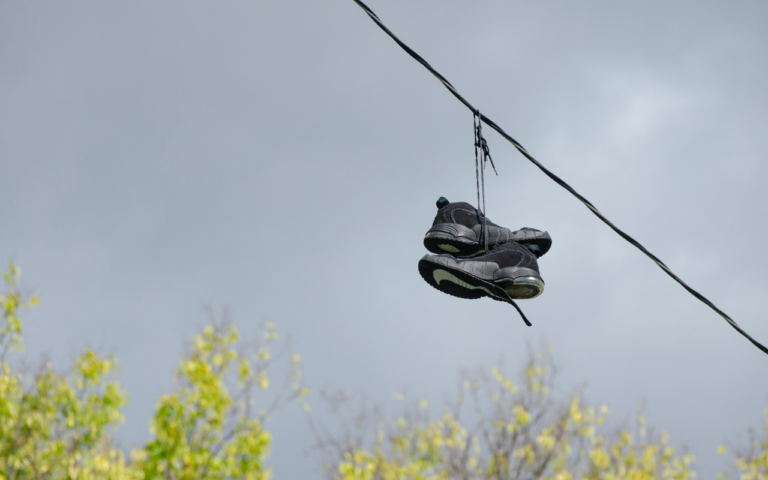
[352, 0, 768, 356]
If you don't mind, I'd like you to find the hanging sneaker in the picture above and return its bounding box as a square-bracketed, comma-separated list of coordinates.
[418, 240, 545, 302]
[423, 197, 552, 258]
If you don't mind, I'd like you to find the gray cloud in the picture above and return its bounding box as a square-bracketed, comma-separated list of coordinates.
[2, 0, 767, 477]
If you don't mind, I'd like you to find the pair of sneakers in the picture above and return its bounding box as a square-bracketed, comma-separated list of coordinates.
[418, 197, 551, 309]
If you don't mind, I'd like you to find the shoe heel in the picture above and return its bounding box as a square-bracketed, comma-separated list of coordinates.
[503, 277, 544, 299]
[494, 267, 545, 299]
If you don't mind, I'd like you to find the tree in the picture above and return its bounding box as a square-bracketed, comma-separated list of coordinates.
[721, 411, 768, 480]
[316, 350, 697, 480]
[0, 263, 309, 480]
[2, 261, 767, 480]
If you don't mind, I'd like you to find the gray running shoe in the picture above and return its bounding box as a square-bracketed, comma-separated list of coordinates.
[423, 197, 552, 258]
[418, 240, 545, 302]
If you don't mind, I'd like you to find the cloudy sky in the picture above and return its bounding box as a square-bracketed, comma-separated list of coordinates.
[2, 0, 767, 477]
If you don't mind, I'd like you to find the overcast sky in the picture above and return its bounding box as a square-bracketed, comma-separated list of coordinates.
[2, 1, 768, 477]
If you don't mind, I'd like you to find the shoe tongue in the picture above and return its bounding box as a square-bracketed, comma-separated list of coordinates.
[436, 197, 450, 209]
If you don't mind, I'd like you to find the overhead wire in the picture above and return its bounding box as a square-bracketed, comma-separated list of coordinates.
[351, 0, 768, 356]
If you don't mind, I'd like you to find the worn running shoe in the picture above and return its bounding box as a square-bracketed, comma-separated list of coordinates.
[418, 240, 545, 302]
[423, 197, 552, 258]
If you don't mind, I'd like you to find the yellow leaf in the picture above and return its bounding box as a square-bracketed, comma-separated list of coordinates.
[718, 445, 726, 455]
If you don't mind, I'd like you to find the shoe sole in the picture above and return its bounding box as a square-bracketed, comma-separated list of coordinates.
[418, 256, 544, 301]
[424, 231, 484, 258]
[418, 258, 491, 300]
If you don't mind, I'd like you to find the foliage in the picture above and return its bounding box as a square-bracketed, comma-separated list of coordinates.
[720, 410, 768, 480]
[138, 319, 309, 480]
[319, 351, 696, 480]
[1, 262, 129, 479]
[0, 262, 308, 480]
[3, 260, 768, 480]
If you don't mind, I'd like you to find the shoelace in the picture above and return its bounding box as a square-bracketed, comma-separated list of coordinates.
[474, 111, 497, 254]
[488, 278, 532, 327]
[473, 114, 533, 325]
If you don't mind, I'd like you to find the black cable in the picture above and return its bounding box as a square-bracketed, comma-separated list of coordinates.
[352, 0, 768, 356]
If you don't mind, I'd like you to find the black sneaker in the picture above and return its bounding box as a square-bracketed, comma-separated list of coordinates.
[423, 197, 552, 258]
[418, 240, 545, 302]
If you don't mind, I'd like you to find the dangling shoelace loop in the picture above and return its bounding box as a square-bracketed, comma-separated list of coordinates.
[473, 112, 531, 326]
[474, 111, 497, 253]
[473, 112, 486, 252]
